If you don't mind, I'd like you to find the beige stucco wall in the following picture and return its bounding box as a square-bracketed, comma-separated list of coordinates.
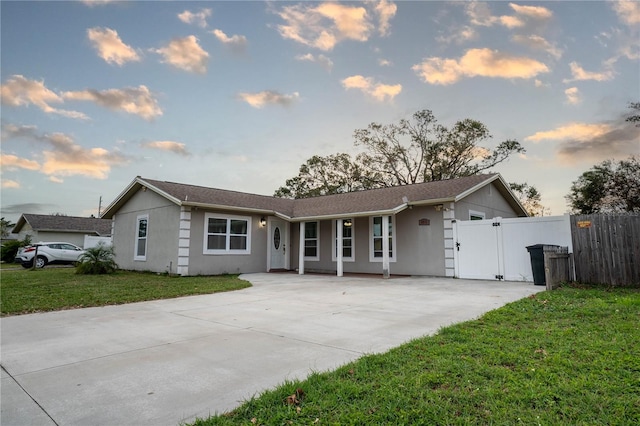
[12, 224, 92, 248]
[112, 189, 181, 273]
[186, 209, 269, 276]
[33, 232, 87, 247]
[289, 205, 446, 276]
[454, 182, 520, 220]
[11, 223, 34, 242]
[287, 183, 520, 277]
[111, 181, 520, 276]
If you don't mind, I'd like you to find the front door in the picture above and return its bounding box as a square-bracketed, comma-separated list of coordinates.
[270, 219, 287, 270]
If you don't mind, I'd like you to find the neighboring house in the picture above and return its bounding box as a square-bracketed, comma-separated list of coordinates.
[11, 214, 112, 248]
[102, 174, 527, 277]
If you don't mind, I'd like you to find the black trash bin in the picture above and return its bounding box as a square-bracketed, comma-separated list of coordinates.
[526, 244, 547, 285]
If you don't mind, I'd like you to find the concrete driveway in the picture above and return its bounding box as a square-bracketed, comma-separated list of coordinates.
[1, 273, 543, 426]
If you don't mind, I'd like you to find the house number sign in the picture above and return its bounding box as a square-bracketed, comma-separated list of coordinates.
[419, 218, 430, 226]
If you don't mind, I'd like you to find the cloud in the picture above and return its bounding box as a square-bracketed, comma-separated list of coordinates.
[2, 123, 129, 180]
[508, 3, 553, 20]
[378, 58, 392, 67]
[48, 176, 64, 184]
[237, 90, 300, 108]
[0, 153, 40, 171]
[512, 34, 562, 59]
[374, 0, 397, 36]
[525, 123, 611, 142]
[526, 118, 640, 164]
[0, 75, 88, 119]
[211, 29, 248, 52]
[564, 87, 580, 105]
[62, 85, 162, 120]
[81, 0, 118, 6]
[275, 2, 394, 51]
[141, 141, 190, 156]
[437, 26, 477, 45]
[87, 27, 140, 66]
[466, 1, 552, 29]
[153, 36, 209, 74]
[178, 8, 212, 28]
[412, 48, 549, 85]
[611, 1, 640, 26]
[465, 2, 523, 28]
[564, 62, 614, 82]
[295, 53, 334, 70]
[1, 179, 20, 189]
[0, 202, 56, 215]
[341, 75, 402, 102]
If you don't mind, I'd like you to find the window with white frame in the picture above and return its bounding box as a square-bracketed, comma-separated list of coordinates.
[203, 213, 251, 255]
[134, 214, 148, 261]
[304, 221, 319, 260]
[469, 210, 486, 220]
[369, 215, 396, 262]
[332, 218, 354, 261]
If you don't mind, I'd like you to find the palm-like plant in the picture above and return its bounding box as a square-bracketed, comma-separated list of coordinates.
[76, 243, 118, 274]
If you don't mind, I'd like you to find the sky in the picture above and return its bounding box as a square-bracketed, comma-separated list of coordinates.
[1, 0, 639, 224]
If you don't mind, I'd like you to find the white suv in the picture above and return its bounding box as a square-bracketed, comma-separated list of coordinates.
[16, 242, 86, 269]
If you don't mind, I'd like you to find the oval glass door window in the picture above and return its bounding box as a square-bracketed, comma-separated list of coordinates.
[273, 227, 281, 250]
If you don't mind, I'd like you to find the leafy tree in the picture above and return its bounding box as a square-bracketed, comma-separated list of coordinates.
[275, 109, 525, 198]
[626, 101, 640, 126]
[566, 156, 640, 214]
[509, 182, 549, 217]
[354, 110, 525, 184]
[1, 235, 32, 262]
[1, 217, 16, 239]
[274, 153, 381, 199]
[76, 243, 118, 274]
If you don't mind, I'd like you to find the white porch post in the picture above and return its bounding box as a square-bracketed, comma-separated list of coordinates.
[177, 206, 191, 276]
[443, 203, 456, 277]
[337, 219, 343, 277]
[382, 215, 390, 279]
[298, 221, 305, 275]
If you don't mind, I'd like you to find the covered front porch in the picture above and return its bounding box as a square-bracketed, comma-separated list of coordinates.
[297, 216, 394, 278]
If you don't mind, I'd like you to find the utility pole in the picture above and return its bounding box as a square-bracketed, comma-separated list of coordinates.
[98, 196, 102, 217]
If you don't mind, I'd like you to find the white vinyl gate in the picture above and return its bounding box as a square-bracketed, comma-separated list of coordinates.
[453, 215, 572, 282]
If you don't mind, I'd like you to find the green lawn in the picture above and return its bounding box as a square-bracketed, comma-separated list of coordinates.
[0, 267, 251, 316]
[193, 285, 640, 425]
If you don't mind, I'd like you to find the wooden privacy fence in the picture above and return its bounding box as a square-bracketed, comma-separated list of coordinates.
[570, 214, 640, 287]
[543, 246, 572, 290]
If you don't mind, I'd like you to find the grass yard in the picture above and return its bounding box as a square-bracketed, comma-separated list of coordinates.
[193, 285, 640, 425]
[0, 267, 251, 316]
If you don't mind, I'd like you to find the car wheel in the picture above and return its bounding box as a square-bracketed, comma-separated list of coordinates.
[35, 256, 47, 268]
[21, 262, 32, 269]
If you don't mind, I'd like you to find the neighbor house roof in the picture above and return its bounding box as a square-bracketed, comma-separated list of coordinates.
[12, 214, 113, 236]
[101, 174, 527, 220]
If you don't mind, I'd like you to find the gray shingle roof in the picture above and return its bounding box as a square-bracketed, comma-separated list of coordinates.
[13, 214, 112, 236]
[142, 178, 296, 216]
[291, 174, 500, 218]
[106, 173, 521, 220]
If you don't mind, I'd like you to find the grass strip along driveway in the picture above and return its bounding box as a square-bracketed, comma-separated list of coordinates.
[0, 267, 250, 316]
[194, 285, 640, 426]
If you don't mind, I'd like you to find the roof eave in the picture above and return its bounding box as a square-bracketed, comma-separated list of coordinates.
[11, 214, 28, 233]
[408, 197, 456, 207]
[183, 201, 276, 216]
[454, 174, 528, 217]
[101, 177, 182, 219]
[35, 229, 100, 234]
[290, 204, 408, 222]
